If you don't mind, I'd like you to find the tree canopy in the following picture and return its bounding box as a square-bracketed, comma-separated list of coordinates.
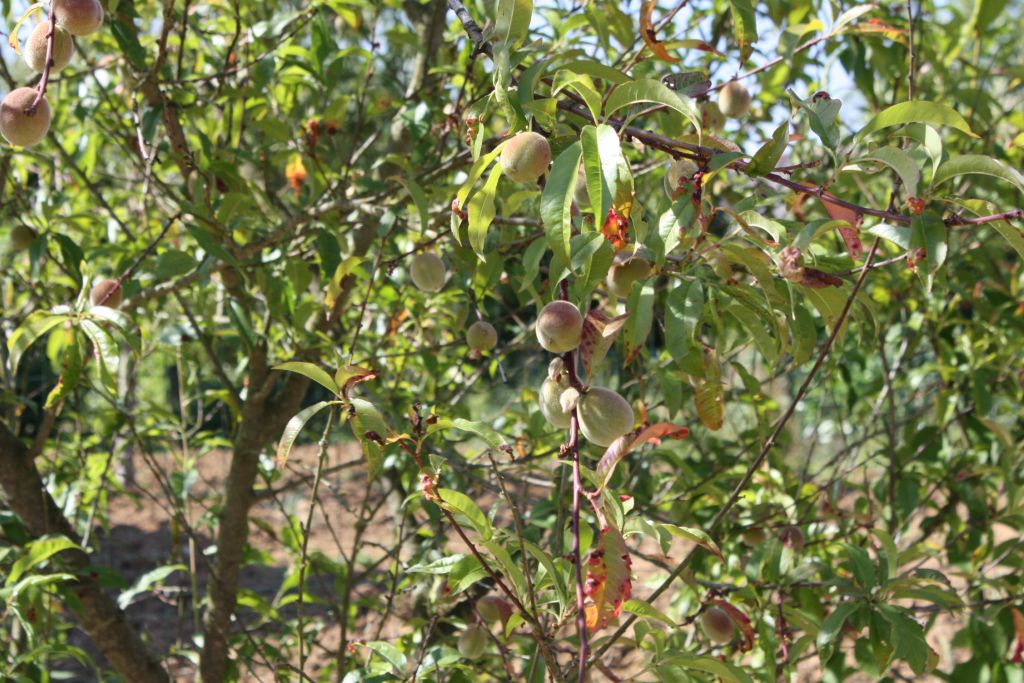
[2, 0, 1024, 681]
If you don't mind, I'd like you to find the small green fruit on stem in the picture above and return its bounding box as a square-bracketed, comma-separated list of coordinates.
[577, 387, 634, 447]
[718, 81, 752, 118]
[500, 131, 551, 183]
[466, 320, 498, 352]
[409, 253, 446, 292]
[53, 0, 105, 36]
[0, 88, 51, 147]
[535, 300, 583, 353]
[457, 624, 487, 660]
[699, 606, 735, 643]
[90, 279, 123, 309]
[26, 23, 75, 72]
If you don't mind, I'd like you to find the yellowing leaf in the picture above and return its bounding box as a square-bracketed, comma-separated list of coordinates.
[694, 380, 724, 431]
[640, 1, 680, 63]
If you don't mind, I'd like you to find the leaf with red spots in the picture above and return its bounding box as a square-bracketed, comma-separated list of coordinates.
[595, 422, 689, 493]
[580, 309, 629, 377]
[584, 525, 633, 630]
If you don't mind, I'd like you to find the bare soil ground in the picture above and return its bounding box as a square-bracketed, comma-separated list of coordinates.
[66, 444, 980, 682]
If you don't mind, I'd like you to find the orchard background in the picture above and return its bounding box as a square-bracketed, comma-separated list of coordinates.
[2, 0, 1024, 681]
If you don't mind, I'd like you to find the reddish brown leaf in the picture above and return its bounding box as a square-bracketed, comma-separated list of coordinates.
[584, 525, 633, 630]
[640, 0, 680, 63]
[580, 310, 629, 377]
[819, 194, 863, 260]
[595, 422, 689, 493]
[708, 598, 756, 652]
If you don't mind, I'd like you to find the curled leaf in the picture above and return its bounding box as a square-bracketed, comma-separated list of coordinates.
[819, 193, 864, 260]
[580, 309, 629, 377]
[595, 422, 690, 493]
[640, 0, 680, 63]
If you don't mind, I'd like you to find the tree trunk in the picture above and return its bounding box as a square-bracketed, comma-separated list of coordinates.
[0, 422, 169, 683]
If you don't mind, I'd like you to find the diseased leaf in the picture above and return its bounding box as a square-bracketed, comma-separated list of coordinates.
[595, 422, 689, 492]
[818, 194, 864, 260]
[584, 525, 632, 630]
[728, 0, 759, 61]
[640, 0, 680, 63]
[694, 379, 725, 431]
[580, 309, 629, 377]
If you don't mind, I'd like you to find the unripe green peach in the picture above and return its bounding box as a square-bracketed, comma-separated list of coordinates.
[25, 23, 75, 72]
[0, 88, 51, 147]
[476, 596, 512, 623]
[409, 253, 446, 292]
[665, 159, 698, 196]
[699, 607, 734, 643]
[10, 225, 37, 252]
[499, 131, 551, 183]
[457, 624, 487, 660]
[466, 320, 497, 352]
[699, 101, 726, 132]
[718, 81, 752, 119]
[741, 527, 766, 546]
[90, 279, 123, 308]
[53, 0, 104, 36]
[536, 301, 583, 353]
[607, 258, 651, 298]
[578, 387, 634, 447]
[779, 525, 805, 552]
[540, 377, 573, 429]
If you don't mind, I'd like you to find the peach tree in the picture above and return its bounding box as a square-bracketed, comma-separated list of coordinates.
[1, 0, 1023, 681]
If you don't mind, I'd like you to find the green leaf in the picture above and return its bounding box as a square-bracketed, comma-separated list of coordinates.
[117, 564, 186, 609]
[665, 280, 703, 361]
[856, 101, 977, 141]
[622, 598, 676, 626]
[541, 142, 582, 269]
[468, 163, 503, 259]
[350, 398, 389, 479]
[438, 488, 492, 540]
[661, 523, 724, 560]
[877, 604, 932, 675]
[396, 174, 431, 233]
[495, 0, 532, 47]
[363, 640, 407, 675]
[855, 147, 921, 197]
[7, 312, 67, 375]
[727, 0, 759, 62]
[405, 554, 468, 575]
[817, 601, 860, 662]
[276, 401, 335, 467]
[930, 154, 1024, 195]
[6, 536, 82, 588]
[747, 122, 789, 176]
[605, 79, 699, 132]
[273, 362, 339, 395]
[658, 654, 753, 683]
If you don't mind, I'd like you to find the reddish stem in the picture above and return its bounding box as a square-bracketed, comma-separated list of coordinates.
[558, 279, 589, 683]
[27, 10, 58, 115]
